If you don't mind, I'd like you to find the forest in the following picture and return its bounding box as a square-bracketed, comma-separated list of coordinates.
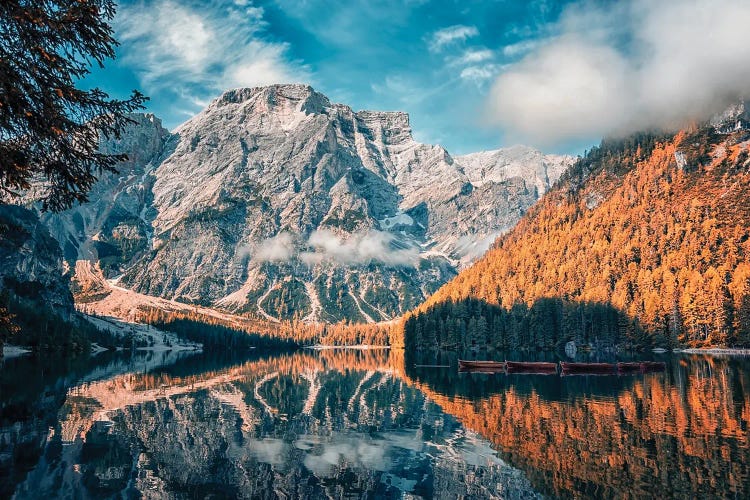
[136, 306, 399, 349]
[403, 297, 645, 352]
[1, 291, 125, 352]
[403, 124, 750, 351]
[138, 308, 298, 351]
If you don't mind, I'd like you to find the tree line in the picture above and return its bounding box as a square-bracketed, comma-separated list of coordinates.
[403, 297, 645, 352]
[404, 126, 750, 351]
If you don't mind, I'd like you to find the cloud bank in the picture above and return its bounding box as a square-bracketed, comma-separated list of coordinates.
[302, 229, 418, 267]
[116, 0, 307, 108]
[253, 232, 296, 262]
[488, 0, 750, 146]
[250, 230, 419, 267]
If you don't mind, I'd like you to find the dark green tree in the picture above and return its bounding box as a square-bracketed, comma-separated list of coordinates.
[0, 304, 19, 352]
[0, 0, 146, 211]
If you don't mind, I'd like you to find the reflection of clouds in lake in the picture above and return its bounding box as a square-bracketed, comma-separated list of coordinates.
[291, 429, 513, 494]
[454, 431, 507, 468]
[301, 437, 388, 477]
[380, 430, 426, 453]
[288, 429, 494, 479]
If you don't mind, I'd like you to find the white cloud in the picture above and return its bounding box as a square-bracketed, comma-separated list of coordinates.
[252, 232, 297, 262]
[487, 0, 750, 146]
[246, 229, 419, 267]
[489, 36, 630, 143]
[428, 25, 479, 53]
[116, 0, 307, 106]
[449, 48, 495, 66]
[501, 38, 544, 58]
[460, 64, 504, 84]
[301, 229, 418, 267]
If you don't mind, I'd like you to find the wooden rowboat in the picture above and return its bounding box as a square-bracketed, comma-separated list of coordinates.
[617, 362, 643, 373]
[560, 362, 616, 374]
[640, 361, 666, 372]
[505, 361, 558, 374]
[616, 361, 667, 374]
[458, 360, 506, 371]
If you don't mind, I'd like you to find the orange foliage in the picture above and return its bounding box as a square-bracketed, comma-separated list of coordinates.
[408, 127, 750, 348]
[404, 356, 750, 498]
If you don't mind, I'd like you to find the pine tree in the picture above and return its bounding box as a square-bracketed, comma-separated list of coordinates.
[0, 0, 146, 211]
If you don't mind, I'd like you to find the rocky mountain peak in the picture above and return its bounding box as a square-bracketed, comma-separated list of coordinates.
[353, 110, 414, 153]
[457, 145, 576, 196]
[40, 85, 575, 324]
[710, 98, 750, 134]
[212, 84, 331, 116]
[99, 112, 172, 167]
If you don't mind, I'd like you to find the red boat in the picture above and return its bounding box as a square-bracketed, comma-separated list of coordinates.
[458, 360, 506, 372]
[617, 362, 643, 373]
[616, 361, 667, 374]
[506, 361, 558, 374]
[640, 361, 666, 372]
[560, 362, 616, 374]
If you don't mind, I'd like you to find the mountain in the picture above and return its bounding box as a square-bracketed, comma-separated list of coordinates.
[0, 205, 91, 351]
[42, 84, 573, 323]
[403, 102, 750, 350]
[0, 204, 73, 321]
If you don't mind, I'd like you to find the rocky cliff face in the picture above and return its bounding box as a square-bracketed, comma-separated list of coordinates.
[40, 113, 172, 274]
[43, 84, 573, 323]
[0, 204, 73, 315]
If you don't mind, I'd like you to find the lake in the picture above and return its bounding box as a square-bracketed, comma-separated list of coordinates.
[1, 349, 748, 498]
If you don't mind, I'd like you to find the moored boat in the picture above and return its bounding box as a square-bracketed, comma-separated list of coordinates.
[617, 362, 643, 373]
[616, 361, 667, 373]
[458, 360, 506, 371]
[560, 362, 616, 374]
[506, 361, 558, 374]
[640, 361, 666, 372]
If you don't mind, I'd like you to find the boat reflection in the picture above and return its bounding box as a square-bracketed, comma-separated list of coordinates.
[2, 348, 748, 498]
[404, 352, 750, 498]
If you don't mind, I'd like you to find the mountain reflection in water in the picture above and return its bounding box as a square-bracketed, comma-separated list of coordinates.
[1, 349, 748, 498]
[1, 350, 537, 499]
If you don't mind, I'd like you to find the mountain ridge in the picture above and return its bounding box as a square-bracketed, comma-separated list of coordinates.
[38, 84, 574, 324]
[403, 104, 750, 350]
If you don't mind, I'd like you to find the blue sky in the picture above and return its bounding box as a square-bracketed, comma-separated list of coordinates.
[88, 0, 750, 155]
[87, 0, 576, 154]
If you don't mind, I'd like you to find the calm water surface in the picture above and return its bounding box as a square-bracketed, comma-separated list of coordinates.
[1, 349, 748, 499]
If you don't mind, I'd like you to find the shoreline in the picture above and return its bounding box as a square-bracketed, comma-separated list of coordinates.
[305, 344, 391, 350]
[677, 348, 750, 356]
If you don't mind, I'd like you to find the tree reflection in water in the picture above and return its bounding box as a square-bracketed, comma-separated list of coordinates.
[406, 351, 750, 498]
[1, 349, 748, 498]
[1, 349, 537, 499]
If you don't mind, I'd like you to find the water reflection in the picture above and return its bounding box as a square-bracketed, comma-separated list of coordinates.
[405, 352, 750, 498]
[1, 350, 539, 499]
[2, 349, 748, 498]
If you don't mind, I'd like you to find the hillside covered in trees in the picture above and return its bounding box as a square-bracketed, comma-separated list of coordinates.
[404, 121, 750, 351]
[134, 306, 400, 348]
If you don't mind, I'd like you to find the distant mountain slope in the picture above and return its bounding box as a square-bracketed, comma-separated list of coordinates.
[41, 84, 573, 323]
[404, 104, 750, 350]
[0, 205, 73, 315]
[0, 205, 98, 351]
